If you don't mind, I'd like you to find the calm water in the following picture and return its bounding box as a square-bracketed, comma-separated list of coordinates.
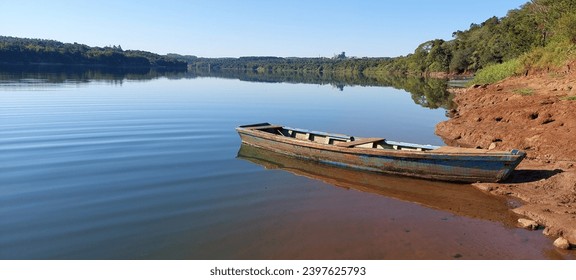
[0, 73, 572, 259]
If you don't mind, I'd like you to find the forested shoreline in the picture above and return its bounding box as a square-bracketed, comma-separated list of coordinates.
[2, 0, 575, 81]
[0, 36, 187, 70]
[175, 0, 576, 82]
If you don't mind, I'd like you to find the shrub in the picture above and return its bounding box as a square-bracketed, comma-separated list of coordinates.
[519, 40, 576, 71]
[469, 59, 521, 85]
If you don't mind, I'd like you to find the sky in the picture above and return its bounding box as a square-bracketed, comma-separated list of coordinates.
[1, 0, 529, 58]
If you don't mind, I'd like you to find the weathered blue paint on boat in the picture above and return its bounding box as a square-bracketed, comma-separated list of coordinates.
[236, 123, 526, 183]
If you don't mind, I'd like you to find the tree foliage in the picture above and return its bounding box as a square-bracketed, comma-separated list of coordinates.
[178, 0, 576, 80]
[367, 0, 576, 77]
[0, 36, 187, 70]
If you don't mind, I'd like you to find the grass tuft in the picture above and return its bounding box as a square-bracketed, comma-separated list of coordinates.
[514, 88, 534, 96]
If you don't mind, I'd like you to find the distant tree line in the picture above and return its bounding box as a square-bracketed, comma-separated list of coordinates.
[167, 54, 391, 75]
[0, 36, 187, 70]
[174, 0, 576, 78]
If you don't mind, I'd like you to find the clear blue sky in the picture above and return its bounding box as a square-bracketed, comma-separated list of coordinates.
[1, 0, 528, 58]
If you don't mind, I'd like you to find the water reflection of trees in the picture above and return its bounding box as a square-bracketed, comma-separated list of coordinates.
[0, 66, 454, 110]
[368, 74, 456, 110]
[0, 65, 184, 85]
[192, 69, 455, 110]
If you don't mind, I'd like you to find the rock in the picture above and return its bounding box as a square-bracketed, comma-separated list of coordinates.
[488, 142, 497, 150]
[564, 230, 576, 245]
[553, 237, 571, 250]
[543, 227, 555, 236]
[518, 218, 539, 230]
[542, 227, 564, 237]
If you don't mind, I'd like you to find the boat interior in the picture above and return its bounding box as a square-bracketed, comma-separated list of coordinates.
[240, 123, 440, 152]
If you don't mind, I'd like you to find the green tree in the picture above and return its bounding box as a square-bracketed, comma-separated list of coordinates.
[556, 13, 576, 44]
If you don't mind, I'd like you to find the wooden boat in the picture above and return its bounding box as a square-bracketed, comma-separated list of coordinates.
[236, 123, 526, 183]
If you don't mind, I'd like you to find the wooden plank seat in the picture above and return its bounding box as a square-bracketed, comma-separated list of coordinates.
[335, 137, 385, 148]
[247, 125, 284, 130]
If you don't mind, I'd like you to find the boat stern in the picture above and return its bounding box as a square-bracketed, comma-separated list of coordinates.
[495, 149, 527, 182]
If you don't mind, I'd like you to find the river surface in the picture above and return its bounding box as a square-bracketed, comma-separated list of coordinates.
[0, 72, 572, 259]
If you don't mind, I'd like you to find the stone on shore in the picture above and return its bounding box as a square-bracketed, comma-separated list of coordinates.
[518, 218, 539, 230]
[564, 230, 576, 246]
[553, 237, 571, 250]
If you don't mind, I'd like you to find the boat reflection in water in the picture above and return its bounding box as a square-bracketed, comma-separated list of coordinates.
[237, 143, 519, 226]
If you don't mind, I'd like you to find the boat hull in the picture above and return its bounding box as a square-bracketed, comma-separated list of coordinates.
[236, 125, 525, 183]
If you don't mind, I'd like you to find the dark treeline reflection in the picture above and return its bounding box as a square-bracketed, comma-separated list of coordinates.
[0, 66, 454, 110]
[188, 69, 455, 110]
[0, 65, 187, 86]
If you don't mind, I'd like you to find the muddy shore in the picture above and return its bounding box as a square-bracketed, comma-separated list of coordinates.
[435, 67, 576, 248]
